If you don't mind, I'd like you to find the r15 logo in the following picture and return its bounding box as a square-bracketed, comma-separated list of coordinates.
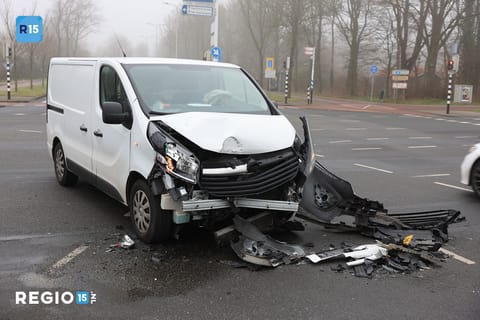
[16, 16, 43, 43]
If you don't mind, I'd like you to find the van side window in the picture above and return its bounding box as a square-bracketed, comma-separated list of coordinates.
[100, 66, 130, 111]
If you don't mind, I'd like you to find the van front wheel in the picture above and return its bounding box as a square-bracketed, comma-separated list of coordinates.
[53, 143, 78, 187]
[129, 180, 172, 243]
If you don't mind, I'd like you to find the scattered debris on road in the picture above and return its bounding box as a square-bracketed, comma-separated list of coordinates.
[106, 234, 135, 252]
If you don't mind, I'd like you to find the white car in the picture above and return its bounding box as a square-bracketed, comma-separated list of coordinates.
[461, 143, 480, 196]
[46, 58, 314, 243]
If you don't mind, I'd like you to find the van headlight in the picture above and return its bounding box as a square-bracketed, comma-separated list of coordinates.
[148, 122, 200, 184]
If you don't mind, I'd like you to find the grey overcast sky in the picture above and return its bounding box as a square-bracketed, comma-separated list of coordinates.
[9, 0, 181, 47]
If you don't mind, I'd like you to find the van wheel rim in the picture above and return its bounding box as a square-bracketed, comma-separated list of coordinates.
[133, 190, 151, 233]
[55, 148, 65, 178]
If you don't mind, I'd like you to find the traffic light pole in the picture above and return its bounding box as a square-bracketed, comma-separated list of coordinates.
[446, 73, 453, 115]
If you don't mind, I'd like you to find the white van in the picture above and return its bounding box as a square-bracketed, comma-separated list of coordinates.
[46, 58, 314, 243]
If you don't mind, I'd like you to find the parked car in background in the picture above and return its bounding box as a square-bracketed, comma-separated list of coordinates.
[461, 143, 480, 196]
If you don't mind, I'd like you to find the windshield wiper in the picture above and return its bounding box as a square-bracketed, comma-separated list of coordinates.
[149, 111, 167, 115]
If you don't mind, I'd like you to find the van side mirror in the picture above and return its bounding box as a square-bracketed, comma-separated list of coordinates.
[102, 101, 129, 124]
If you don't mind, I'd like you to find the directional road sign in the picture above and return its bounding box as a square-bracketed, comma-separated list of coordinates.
[370, 65, 378, 74]
[181, 4, 214, 17]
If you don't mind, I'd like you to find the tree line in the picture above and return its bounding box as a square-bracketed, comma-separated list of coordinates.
[2, 0, 480, 100]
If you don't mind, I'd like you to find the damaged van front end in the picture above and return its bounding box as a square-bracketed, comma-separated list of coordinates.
[146, 112, 315, 229]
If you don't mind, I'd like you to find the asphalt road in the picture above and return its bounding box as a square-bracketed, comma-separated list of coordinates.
[1, 102, 479, 319]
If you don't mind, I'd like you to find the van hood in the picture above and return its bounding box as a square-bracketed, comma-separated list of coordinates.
[150, 112, 296, 154]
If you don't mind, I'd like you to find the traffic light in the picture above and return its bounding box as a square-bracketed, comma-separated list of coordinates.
[448, 59, 454, 71]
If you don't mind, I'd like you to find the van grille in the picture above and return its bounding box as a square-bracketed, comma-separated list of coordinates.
[199, 149, 299, 197]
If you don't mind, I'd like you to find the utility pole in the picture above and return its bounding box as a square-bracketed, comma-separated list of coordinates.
[284, 57, 290, 104]
[210, 0, 220, 61]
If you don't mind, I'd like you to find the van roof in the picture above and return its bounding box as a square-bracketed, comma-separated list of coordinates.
[49, 57, 240, 69]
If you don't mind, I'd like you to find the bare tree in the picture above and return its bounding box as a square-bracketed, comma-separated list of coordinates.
[336, 0, 372, 96]
[238, 0, 277, 87]
[303, 0, 326, 92]
[281, 0, 306, 96]
[50, 0, 99, 56]
[422, 0, 464, 96]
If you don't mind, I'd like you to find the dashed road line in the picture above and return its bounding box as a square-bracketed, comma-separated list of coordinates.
[455, 136, 477, 139]
[14, 113, 25, 116]
[346, 127, 366, 131]
[339, 119, 360, 123]
[434, 182, 473, 192]
[18, 129, 42, 133]
[447, 120, 459, 123]
[408, 145, 437, 149]
[49, 245, 88, 272]
[439, 248, 476, 265]
[409, 137, 432, 140]
[352, 147, 382, 151]
[329, 140, 352, 144]
[366, 138, 389, 141]
[460, 122, 472, 124]
[412, 173, 451, 178]
[354, 163, 393, 174]
[386, 127, 405, 130]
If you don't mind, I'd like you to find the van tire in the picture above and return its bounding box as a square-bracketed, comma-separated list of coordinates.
[471, 160, 480, 197]
[53, 143, 78, 187]
[129, 180, 172, 243]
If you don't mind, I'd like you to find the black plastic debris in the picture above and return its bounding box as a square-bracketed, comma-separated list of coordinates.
[230, 216, 308, 267]
[299, 161, 463, 251]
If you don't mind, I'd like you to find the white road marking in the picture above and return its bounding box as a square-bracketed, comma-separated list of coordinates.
[346, 127, 366, 131]
[408, 145, 437, 149]
[339, 119, 360, 123]
[354, 163, 393, 174]
[315, 154, 324, 158]
[50, 245, 88, 271]
[367, 137, 389, 141]
[329, 140, 352, 144]
[447, 120, 459, 123]
[455, 136, 477, 139]
[424, 117, 432, 119]
[434, 182, 473, 192]
[412, 173, 451, 178]
[386, 127, 405, 130]
[473, 123, 480, 126]
[14, 113, 25, 116]
[409, 137, 433, 140]
[435, 118, 445, 121]
[18, 129, 42, 133]
[439, 248, 476, 265]
[352, 147, 382, 151]
[460, 122, 472, 124]
[474, 118, 480, 121]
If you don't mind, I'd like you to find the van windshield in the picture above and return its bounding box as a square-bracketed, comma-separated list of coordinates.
[123, 64, 271, 115]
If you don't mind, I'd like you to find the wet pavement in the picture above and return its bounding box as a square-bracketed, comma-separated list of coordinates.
[0, 103, 479, 319]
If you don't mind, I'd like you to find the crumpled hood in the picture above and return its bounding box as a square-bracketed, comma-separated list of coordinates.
[150, 112, 296, 154]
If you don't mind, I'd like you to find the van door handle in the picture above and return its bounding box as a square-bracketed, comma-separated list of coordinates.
[80, 124, 88, 132]
[93, 130, 103, 138]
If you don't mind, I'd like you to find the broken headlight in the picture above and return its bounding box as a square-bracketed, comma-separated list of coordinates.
[148, 122, 200, 184]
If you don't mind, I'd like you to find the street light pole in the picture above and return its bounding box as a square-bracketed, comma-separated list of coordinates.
[164, 1, 179, 58]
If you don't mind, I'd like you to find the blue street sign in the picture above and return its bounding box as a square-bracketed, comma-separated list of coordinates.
[182, 5, 188, 15]
[211, 46, 222, 62]
[16, 16, 43, 43]
[370, 65, 378, 75]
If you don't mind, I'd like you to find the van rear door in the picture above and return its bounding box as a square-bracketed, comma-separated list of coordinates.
[48, 61, 96, 178]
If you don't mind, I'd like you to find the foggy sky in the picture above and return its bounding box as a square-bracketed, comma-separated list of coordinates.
[9, 0, 179, 48]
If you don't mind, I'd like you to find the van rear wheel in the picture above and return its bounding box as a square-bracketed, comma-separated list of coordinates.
[53, 143, 78, 187]
[129, 180, 172, 243]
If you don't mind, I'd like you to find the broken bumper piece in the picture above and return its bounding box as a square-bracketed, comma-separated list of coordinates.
[299, 161, 463, 250]
[231, 216, 307, 267]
